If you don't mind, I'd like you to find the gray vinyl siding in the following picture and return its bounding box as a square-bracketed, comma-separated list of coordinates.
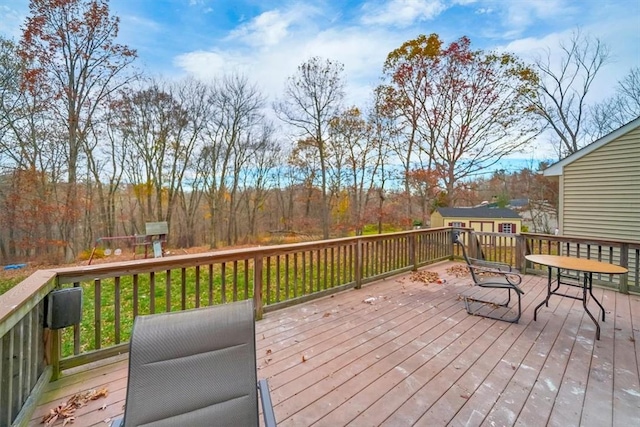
[561, 126, 640, 241]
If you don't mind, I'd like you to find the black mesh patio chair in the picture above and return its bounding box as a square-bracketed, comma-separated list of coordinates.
[111, 299, 276, 427]
[454, 232, 524, 323]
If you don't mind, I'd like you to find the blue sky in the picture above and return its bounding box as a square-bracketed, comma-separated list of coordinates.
[1, 0, 639, 162]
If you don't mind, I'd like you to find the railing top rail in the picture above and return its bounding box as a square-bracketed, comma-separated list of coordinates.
[0, 269, 57, 336]
[51, 242, 337, 282]
[521, 232, 640, 249]
[52, 228, 453, 283]
[1, 228, 455, 325]
[466, 231, 520, 236]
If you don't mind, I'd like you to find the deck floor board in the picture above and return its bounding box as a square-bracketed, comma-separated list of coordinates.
[30, 261, 640, 427]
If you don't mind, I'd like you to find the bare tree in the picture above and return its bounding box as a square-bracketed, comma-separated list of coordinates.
[0, 36, 67, 261]
[329, 106, 387, 235]
[430, 38, 540, 205]
[287, 137, 321, 223]
[239, 124, 280, 241]
[532, 29, 610, 157]
[271, 155, 299, 232]
[274, 56, 345, 239]
[589, 67, 640, 138]
[116, 82, 182, 229]
[19, 0, 137, 261]
[166, 78, 210, 242]
[202, 73, 267, 247]
[380, 34, 439, 223]
[368, 92, 396, 234]
[83, 100, 130, 240]
[383, 34, 539, 207]
[114, 78, 207, 243]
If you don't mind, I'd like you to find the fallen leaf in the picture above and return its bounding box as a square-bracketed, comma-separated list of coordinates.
[301, 355, 307, 362]
[447, 265, 470, 278]
[409, 270, 441, 284]
[266, 349, 272, 355]
[42, 388, 109, 426]
[323, 312, 331, 317]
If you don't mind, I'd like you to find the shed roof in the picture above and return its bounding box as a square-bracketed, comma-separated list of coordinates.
[436, 207, 521, 219]
[544, 116, 640, 177]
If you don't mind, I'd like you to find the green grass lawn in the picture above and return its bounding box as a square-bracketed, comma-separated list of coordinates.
[57, 253, 355, 358]
[0, 275, 27, 295]
[1, 229, 438, 360]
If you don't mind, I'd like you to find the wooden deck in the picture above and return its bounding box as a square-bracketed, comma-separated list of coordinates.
[30, 261, 640, 426]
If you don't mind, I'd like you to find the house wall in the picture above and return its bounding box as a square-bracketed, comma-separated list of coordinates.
[432, 215, 521, 233]
[431, 212, 444, 228]
[561, 126, 640, 241]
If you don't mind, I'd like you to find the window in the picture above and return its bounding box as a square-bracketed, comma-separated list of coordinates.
[498, 223, 516, 234]
[448, 222, 466, 228]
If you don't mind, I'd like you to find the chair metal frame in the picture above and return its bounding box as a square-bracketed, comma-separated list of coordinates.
[454, 232, 524, 323]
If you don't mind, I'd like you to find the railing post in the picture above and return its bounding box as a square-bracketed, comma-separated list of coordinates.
[49, 276, 62, 381]
[469, 231, 478, 259]
[515, 235, 524, 272]
[355, 239, 363, 289]
[253, 256, 264, 319]
[619, 243, 629, 294]
[409, 234, 417, 271]
[49, 328, 61, 381]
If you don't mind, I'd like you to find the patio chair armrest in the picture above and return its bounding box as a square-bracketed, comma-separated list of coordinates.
[469, 265, 523, 286]
[469, 257, 512, 272]
[258, 378, 277, 427]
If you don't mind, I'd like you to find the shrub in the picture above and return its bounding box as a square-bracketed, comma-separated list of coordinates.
[79, 247, 105, 261]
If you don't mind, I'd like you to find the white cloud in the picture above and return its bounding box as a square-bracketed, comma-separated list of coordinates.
[175, 27, 387, 105]
[227, 4, 321, 48]
[228, 10, 291, 47]
[175, 3, 409, 106]
[173, 0, 638, 138]
[0, 4, 26, 39]
[175, 19, 416, 113]
[501, 9, 640, 103]
[489, 0, 576, 38]
[121, 14, 162, 32]
[361, 0, 446, 27]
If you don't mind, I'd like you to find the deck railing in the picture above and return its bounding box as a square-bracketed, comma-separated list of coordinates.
[0, 227, 455, 427]
[520, 233, 639, 294]
[1, 228, 638, 426]
[467, 231, 639, 294]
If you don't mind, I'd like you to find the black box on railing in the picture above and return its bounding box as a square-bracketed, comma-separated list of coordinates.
[45, 287, 83, 329]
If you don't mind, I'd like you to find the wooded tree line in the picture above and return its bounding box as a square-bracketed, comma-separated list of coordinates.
[0, 1, 638, 264]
